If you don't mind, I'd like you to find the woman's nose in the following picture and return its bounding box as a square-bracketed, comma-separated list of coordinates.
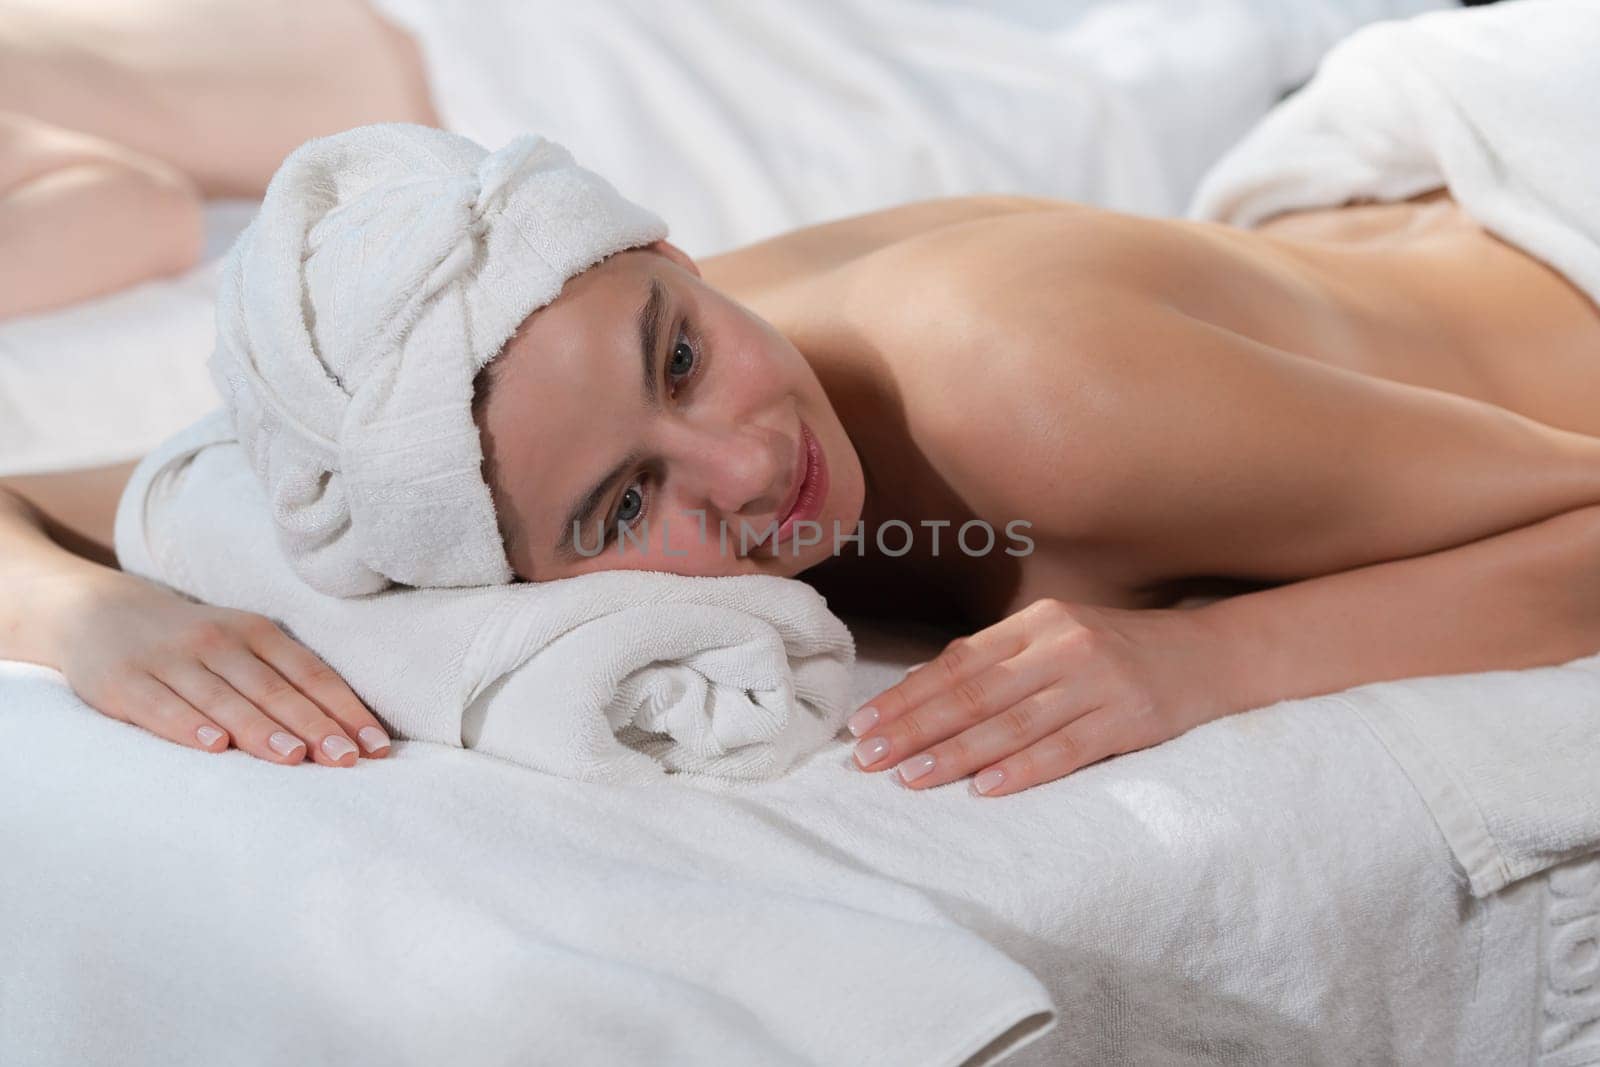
[670, 423, 787, 515]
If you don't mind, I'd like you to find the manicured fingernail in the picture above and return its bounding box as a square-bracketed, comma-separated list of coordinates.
[898, 753, 936, 783]
[196, 725, 225, 748]
[268, 731, 305, 758]
[321, 735, 358, 762]
[846, 705, 879, 737]
[854, 736, 890, 767]
[357, 726, 391, 754]
[974, 767, 1006, 795]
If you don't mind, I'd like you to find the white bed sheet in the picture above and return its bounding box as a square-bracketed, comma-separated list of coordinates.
[375, 0, 1455, 253]
[6, 627, 1599, 1065]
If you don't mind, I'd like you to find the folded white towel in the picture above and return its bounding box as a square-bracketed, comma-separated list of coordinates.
[114, 412, 856, 784]
[1188, 0, 1600, 896]
[1189, 0, 1600, 307]
[1341, 659, 1600, 897]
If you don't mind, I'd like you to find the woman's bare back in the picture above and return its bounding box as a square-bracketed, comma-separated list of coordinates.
[702, 195, 1600, 624]
[716, 191, 1600, 439]
[1243, 191, 1600, 439]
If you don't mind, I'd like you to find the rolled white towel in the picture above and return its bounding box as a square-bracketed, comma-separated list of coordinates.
[114, 412, 856, 784]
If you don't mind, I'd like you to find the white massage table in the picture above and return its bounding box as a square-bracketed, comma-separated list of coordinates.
[13, 2, 1599, 1064]
[6, 630, 1600, 1065]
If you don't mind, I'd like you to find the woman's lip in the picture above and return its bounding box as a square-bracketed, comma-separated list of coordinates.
[773, 424, 810, 531]
[771, 421, 827, 548]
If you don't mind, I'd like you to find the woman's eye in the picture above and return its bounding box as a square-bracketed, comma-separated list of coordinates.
[667, 334, 696, 382]
[616, 482, 644, 525]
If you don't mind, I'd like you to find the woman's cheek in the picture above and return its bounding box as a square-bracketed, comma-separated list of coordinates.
[656, 510, 700, 558]
[649, 510, 741, 575]
[726, 328, 791, 389]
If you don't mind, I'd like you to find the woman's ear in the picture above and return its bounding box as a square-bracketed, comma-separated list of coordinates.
[646, 239, 701, 278]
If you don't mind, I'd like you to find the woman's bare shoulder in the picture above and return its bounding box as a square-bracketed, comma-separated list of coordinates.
[701, 194, 1080, 299]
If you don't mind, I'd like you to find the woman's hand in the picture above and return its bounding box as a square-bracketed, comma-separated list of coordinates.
[847, 598, 1232, 796]
[55, 570, 391, 767]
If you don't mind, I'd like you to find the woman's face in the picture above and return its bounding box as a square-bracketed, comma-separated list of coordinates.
[474, 242, 865, 581]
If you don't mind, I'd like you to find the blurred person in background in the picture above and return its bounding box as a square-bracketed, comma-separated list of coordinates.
[0, 0, 1458, 318]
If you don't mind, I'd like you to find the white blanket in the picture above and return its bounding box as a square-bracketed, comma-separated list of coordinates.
[1190, 0, 1600, 307]
[8, 635, 1600, 1065]
[114, 411, 856, 785]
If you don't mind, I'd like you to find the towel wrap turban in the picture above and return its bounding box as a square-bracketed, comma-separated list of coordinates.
[210, 123, 668, 596]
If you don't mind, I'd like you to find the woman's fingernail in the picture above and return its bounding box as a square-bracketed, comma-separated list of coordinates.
[196, 724, 225, 748]
[854, 736, 890, 767]
[268, 731, 305, 758]
[357, 726, 391, 754]
[321, 735, 358, 762]
[973, 767, 1007, 795]
[898, 753, 936, 783]
[846, 705, 879, 737]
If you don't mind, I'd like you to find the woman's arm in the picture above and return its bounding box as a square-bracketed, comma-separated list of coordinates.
[979, 294, 1600, 588]
[1198, 500, 1600, 713]
[0, 474, 120, 667]
[0, 468, 389, 766]
[0, 459, 143, 663]
[846, 501, 1600, 796]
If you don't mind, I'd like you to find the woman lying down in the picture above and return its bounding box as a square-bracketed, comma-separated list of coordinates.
[5, 3, 1600, 797]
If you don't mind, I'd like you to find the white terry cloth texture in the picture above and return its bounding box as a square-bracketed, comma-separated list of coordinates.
[7, 635, 1600, 1065]
[114, 411, 856, 785]
[1188, 0, 1600, 899]
[0, 0, 1449, 480]
[1190, 0, 1600, 307]
[211, 124, 666, 595]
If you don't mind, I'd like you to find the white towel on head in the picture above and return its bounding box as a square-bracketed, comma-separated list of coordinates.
[211, 123, 667, 597]
[114, 412, 856, 784]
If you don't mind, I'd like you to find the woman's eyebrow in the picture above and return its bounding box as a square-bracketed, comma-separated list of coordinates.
[636, 276, 667, 407]
[556, 448, 644, 561]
